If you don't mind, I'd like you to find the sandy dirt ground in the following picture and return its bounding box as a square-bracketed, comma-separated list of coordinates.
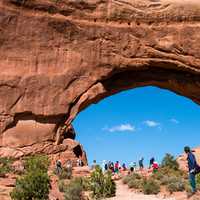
[106, 180, 176, 200]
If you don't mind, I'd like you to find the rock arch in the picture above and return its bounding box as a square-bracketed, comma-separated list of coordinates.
[0, 0, 200, 150]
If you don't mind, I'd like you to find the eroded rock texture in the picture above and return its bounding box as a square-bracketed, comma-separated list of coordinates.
[0, 0, 200, 153]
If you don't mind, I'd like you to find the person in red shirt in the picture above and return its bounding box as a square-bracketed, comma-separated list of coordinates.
[152, 161, 159, 173]
[114, 161, 120, 174]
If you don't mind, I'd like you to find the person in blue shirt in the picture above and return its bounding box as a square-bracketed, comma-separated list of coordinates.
[184, 146, 197, 195]
[139, 157, 144, 170]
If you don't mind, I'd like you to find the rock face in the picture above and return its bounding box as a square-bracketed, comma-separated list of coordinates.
[0, 0, 200, 152]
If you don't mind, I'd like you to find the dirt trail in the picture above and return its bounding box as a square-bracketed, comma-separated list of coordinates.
[106, 180, 176, 200]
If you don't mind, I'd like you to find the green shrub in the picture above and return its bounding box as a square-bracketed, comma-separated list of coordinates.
[59, 167, 72, 180]
[123, 173, 143, 190]
[167, 180, 185, 193]
[122, 176, 132, 184]
[90, 166, 116, 199]
[151, 171, 165, 182]
[10, 155, 50, 200]
[161, 154, 179, 170]
[130, 173, 142, 180]
[194, 173, 200, 191]
[0, 157, 13, 177]
[64, 178, 84, 200]
[24, 155, 49, 172]
[127, 179, 142, 189]
[142, 179, 160, 195]
[58, 180, 67, 193]
[152, 166, 185, 184]
[103, 171, 116, 197]
[11, 171, 50, 200]
[197, 173, 200, 185]
[81, 177, 91, 191]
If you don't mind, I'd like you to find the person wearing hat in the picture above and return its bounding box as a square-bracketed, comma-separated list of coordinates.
[184, 146, 197, 195]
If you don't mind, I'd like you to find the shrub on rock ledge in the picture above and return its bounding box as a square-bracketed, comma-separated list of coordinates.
[10, 155, 50, 200]
[64, 178, 84, 200]
[0, 157, 13, 177]
[90, 166, 116, 199]
[161, 153, 179, 170]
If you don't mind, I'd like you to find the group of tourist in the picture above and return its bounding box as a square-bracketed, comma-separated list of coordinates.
[55, 159, 73, 176]
[138, 157, 159, 172]
[90, 157, 160, 176]
[55, 158, 85, 176]
[100, 157, 159, 173]
[91, 146, 200, 196]
[55, 146, 200, 197]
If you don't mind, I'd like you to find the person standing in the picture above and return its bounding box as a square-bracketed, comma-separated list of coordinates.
[133, 162, 137, 171]
[139, 157, 144, 170]
[122, 163, 127, 171]
[152, 161, 159, 173]
[149, 157, 155, 168]
[66, 160, 73, 179]
[77, 158, 81, 167]
[104, 163, 108, 172]
[55, 159, 62, 175]
[114, 161, 120, 174]
[91, 160, 97, 170]
[184, 146, 199, 195]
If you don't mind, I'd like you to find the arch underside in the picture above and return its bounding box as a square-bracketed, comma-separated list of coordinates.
[67, 65, 200, 125]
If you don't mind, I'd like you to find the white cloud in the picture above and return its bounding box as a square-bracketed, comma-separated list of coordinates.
[170, 118, 179, 124]
[144, 120, 160, 128]
[103, 123, 136, 133]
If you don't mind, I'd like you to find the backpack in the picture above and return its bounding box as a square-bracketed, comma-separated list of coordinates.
[195, 164, 200, 175]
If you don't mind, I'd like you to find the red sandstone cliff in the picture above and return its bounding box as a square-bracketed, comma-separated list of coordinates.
[0, 0, 200, 161]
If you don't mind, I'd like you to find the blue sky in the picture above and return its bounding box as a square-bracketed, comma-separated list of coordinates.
[73, 86, 200, 166]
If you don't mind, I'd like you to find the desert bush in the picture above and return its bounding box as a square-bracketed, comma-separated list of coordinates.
[122, 176, 132, 184]
[24, 155, 49, 172]
[59, 167, 72, 180]
[10, 155, 50, 200]
[81, 177, 91, 191]
[64, 178, 84, 200]
[161, 153, 179, 170]
[197, 174, 200, 185]
[90, 166, 116, 199]
[103, 171, 116, 197]
[196, 173, 200, 191]
[166, 177, 185, 193]
[58, 180, 67, 193]
[142, 179, 160, 195]
[123, 173, 143, 190]
[0, 157, 13, 177]
[154, 166, 185, 182]
[127, 179, 142, 189]
[151, 171, 165, 183]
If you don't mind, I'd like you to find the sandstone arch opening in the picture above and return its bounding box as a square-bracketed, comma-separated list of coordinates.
[73, 85, 200, 165]
[67, 66, 200, 128]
